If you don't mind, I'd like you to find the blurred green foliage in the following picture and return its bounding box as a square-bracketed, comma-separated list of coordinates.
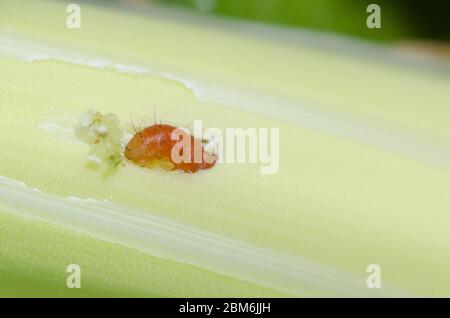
[159, 0, 449, 42]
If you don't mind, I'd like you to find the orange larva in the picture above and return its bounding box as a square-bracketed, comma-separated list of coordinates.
[124, 124, 217, 173]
